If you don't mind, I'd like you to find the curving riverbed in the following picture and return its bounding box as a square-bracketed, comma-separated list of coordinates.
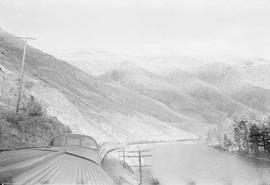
[150, 143, 270, 185]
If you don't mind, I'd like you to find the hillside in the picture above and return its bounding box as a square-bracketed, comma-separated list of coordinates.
[0, 27, 197, 144]
[196, 62, 270, 114]
[61, 49, 270, 140]
[98, 63, 260, 127]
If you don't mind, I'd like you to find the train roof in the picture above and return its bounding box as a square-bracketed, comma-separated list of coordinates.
[0, 134, 115, 184]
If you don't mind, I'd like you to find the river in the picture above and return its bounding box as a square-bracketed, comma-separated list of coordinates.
[146, 142, 270, 185]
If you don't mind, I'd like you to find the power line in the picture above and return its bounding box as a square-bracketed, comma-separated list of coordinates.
[118, 148, 152, 185]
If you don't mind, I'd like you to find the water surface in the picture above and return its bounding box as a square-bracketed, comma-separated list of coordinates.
[151, 143, 270, 185]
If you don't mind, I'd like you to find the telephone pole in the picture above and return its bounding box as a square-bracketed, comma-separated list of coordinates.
[15, 37, 36, 113]
[118, 148, 152, 185]
[138, 149, 142, 185]
[123, 148, 126, 168]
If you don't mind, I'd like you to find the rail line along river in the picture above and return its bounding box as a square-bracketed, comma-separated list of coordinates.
[148, 142, 270, 185]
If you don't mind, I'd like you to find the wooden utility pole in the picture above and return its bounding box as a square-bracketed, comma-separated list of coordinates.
[118, 148, 152, 185]
[123, 148, 126, 168]
[138, 149, 142, 185]
[0, 124, 2, 152]
[15, 37, 36, 113]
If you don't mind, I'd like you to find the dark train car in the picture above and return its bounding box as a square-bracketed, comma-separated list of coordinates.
[0, 134, 115, 185]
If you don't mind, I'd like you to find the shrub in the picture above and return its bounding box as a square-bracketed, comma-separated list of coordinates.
[186, 181, 196, 185]
[23, 81, 34, 89]
[25, 96, 43, 116]
[151, 178, 161, 185]
[232, 114, 270, 154]
[4, 112, 24, 125]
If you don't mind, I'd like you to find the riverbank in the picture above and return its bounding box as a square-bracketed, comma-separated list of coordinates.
[126, 138, 204, 146]
[103, 155, 162, 185]
[209, 143, 270, 163]
[102, 138, 204, 185]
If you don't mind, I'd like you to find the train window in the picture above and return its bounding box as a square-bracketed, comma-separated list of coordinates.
[66, 136, 80, 146]
[50, 135, 99, 149]
[81, 137, 98, 149]
[53, 136, 65, 146]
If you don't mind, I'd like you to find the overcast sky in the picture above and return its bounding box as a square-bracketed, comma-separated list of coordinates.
[0, 0, 270, 59]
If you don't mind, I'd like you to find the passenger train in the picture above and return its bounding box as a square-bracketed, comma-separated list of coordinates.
[0, 134, 115, 185]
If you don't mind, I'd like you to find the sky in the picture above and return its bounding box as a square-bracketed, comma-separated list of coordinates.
[0, 0, 270, 59]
